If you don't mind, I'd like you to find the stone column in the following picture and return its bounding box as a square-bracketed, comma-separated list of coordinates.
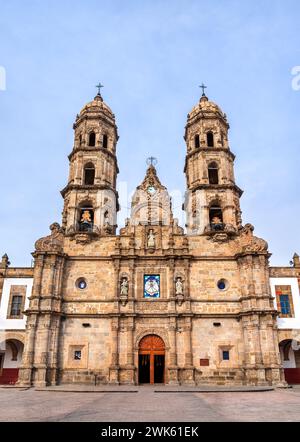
[18, 314, 38, 386]
[125, 317, 135, 384]
[183, 316, 195, 385]
[33, 313, 52, 387]
[238, 255, 268, 385]
[109, 317, 120, 384]
[168, 318, 179, 384]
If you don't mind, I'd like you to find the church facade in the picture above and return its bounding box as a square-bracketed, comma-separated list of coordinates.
[2, 90, 299, 387]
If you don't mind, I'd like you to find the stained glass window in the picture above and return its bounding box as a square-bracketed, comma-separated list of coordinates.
[144, 275, 160, 298]
[280, 295, 291, 315]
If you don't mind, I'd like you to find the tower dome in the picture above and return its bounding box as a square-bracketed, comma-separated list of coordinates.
[187, 94, 229, 127]
[76, 93, 116, 124]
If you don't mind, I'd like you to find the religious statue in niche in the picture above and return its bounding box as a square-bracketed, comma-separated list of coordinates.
[103, 211, 112, 234]
[175, 277, 184, 295]
[147, 229, 156, 248]
[120, 278, 129, 296]
[120, 277, 129, 306]
[81, 210, 92, 224]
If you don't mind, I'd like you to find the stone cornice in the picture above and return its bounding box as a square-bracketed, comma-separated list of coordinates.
[68, 146, 119, 168]
[187, 183, 243, 197]
[60, 183, 119, 199]
[184, 147, 236, 169]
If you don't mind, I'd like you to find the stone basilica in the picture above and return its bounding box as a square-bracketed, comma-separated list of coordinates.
[13, 89, 290, 388]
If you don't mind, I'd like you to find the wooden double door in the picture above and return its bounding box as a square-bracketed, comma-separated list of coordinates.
[138, 335, 165, 384]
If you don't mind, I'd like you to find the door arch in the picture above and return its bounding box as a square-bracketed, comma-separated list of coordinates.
[0, 339, 24, 385]
[138, 335, 165, 384]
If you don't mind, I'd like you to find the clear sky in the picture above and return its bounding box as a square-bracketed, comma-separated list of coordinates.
[0, 0, 299, 267]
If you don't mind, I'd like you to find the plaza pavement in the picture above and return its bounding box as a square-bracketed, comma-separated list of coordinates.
[0, 385, 300, 422]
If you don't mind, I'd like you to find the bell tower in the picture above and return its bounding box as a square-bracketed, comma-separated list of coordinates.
[61, 86, 119, 237]
[184, 87, 243, 235]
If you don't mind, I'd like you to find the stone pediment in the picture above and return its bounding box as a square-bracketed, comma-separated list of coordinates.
[130, 165, 175, 227]
[136, 165, 167, 194]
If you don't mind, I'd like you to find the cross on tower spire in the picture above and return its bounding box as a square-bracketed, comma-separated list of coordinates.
[95, 83, 104, 96]
[199, 83, 207, 97]
[146, 157, 158, 167]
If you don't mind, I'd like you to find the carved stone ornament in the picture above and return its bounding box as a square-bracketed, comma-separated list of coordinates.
[35, 223, 64, 253]
[239, 223, 268, 254]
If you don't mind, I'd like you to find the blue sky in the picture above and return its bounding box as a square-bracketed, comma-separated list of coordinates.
[0, 0, 299, 266]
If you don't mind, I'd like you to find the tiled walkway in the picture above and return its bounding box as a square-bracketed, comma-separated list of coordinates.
[0, 386, 299, 421]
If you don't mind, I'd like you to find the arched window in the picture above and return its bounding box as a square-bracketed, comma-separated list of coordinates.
[103, 134, 108, 148]
[194, 134, 200, 149]
[209, 205, 224, 231]
[78, 203, 94, 232]
[207, 131, 214, 147]
[88, 132, 96, 147]
[79, 134, 82, 146]
[84, 162, 95, 185]
[208, 162, 219, 184]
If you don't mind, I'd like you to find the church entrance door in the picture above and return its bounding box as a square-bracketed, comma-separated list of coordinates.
[138, 335, 165, 384]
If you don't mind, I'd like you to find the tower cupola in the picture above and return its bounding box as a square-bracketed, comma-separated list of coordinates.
[184, 88, 243, 235]
[61, 88, 119, 238]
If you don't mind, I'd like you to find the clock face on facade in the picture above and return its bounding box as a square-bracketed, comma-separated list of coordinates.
[144, 275, 160, 298]
[147, 186, 156, 195]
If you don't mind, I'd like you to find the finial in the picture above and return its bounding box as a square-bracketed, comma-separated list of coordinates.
[199, 83, 207, 97]
[1, 253, 10, 269]
[293, 253, 300, 267]
[146, 157, 158, 167]
[95, 83, 104, 97]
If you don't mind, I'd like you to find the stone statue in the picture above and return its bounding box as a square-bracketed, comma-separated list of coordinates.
[147, 229, 155, 248]
[104, 212, 110, 225]
[120, 278, 128, 295]
[175, 277, 184, 295]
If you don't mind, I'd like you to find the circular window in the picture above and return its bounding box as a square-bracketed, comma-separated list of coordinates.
[217, 279, 228, 291]
[76, 278, 87, 290]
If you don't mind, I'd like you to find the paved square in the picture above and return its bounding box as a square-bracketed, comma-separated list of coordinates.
[0, 387, 300, 422]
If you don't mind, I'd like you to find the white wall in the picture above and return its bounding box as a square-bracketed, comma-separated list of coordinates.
[2, 341, 24, 368]
[280, 345, 296, 368]
[270, 277, 300, 329]
[0, 278, 33, 331]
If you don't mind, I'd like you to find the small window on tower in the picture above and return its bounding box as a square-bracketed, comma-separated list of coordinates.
[209, 206, 224, 231]
[222, 350, 230, 361]
[208, 162, 219, 184]
[207, 131, 214, 147]
[84, 163, 95, 185]
[88, 132, 96, 147]
[74, 350, 82, 360]
[78, 206, 94, 232]
[103, 134, 108, 149]
[194, 134, 200, 148]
